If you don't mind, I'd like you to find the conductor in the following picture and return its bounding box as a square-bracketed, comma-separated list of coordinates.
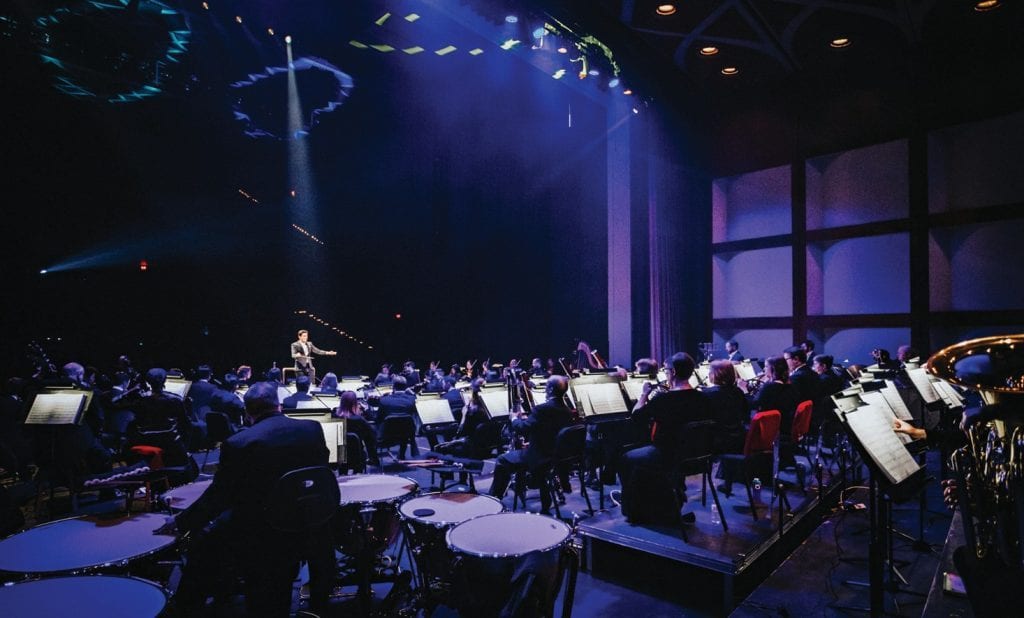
[290, 329, 336, 384]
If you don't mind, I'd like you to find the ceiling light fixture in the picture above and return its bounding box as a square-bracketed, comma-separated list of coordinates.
[656, 4, 677, 16]
[830, 37, 851, 48]
[721, 66, 739, 76]
[623, 89, 633, 95]
[699, 46, 719, 56]
[974, 0, 1001, 11]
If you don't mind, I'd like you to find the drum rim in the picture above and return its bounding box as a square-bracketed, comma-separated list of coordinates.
[0, 512, 177, 575]
[337, 473, 418, 506]
[399, 492, 504, 526]
[0, 573, 170, 604]
[161, 478, 213, 509]
[445, 512, 572, 559]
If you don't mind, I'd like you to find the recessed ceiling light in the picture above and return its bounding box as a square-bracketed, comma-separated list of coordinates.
[699, 46, 719, 56]
[656, 4, 677, 16]
[721, 66, 739, 76]
[830, 37, 851, 48]
[974, 0, 1001, 11]
[623, 89, 633, 95]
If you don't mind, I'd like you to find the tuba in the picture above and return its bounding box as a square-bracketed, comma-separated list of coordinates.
[928, 334, 1024, 566]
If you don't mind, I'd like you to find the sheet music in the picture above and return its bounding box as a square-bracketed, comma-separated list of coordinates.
[861, 391, 913, 445]
[832, 392, 865, 414]
[735, 362, 757, 382]
[882, 380, 915, 421]
[688, 374, 700, 389]
[933, 380, 966, 409]
[317, 420, 346, 464]
[844, 404, 921, 485]
[694, 364, 710, 383]
[164, 380, 191, 399]
[415, 399, 456, 425]
[26, 393, 87, 425]
[578, 383, 629, 416]
[907, 368, 940, 405]
[622, 379, 648, 401]
[531, 388, 548, 404]
[479, 389, 510, 417]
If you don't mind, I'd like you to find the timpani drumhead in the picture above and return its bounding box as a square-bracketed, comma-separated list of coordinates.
[0, 513, 175, 575]
[337, 474, 417, 505]
[0, 576, 167, 617]
[399, 492, 503, 527]
[447, 512, 571, 558]
[162, 479, 212, 512]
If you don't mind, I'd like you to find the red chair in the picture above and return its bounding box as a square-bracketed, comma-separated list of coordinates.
[719, 410, 781, 521]
[792, 400, 813, 445]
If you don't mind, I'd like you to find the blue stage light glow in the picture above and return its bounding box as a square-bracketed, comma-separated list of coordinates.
[532, 27, 546, 39]
[230, 57, 354, 140]
[505, 15, 518, 24]
[35, 0, 191, 103]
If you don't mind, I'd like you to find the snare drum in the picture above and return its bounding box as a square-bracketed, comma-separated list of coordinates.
[0, 575, 167, 618]
[336, 474, 418, 549]
[399, 493, 503, 582]
[446, 512, 572, 617]
[0, 513, 176, 575]
[161, 479, 212, 512]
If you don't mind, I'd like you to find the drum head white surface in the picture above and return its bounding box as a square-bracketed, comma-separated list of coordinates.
[447, 512, 571, 558]
[400, 493, 503, 526]
[337, 474, 417, 505]
[162, 479, 212, 512]
[0, 513, 175, 574]
[0, 576, 166, 617]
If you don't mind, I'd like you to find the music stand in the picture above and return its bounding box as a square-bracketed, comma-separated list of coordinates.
[478, 385, 511, 420]
[568, 374, 630, 419]
[833, 398, 928, 616]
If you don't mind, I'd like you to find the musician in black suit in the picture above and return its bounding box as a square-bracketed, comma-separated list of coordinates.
[725, 340, 745, 363]
[784, 346, 819, 406]
[282, 375, 314, 409]
[488, 375, 575, 514]
[374, 376, 419, 458]
[290, 329, 335, 384]
[155, 381, 330, 617]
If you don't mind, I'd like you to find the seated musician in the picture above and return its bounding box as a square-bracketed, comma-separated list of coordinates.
[703, 360, 747, 454]
[154, 381, 331, 617]
[335, 390, 378, 467]
[316, 372, 339, 395]
[281, 375, 313, 409]
[375, 376, 419, 458]
[616, 353, 714, 524]
[373, 364, 393, 387]
[434, 378, 491, 460]
[488, 375, 575, 515]
[530, 357, 548, 378]
[119, 368, 193, 436]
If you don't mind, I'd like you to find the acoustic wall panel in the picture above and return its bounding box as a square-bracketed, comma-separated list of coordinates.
[807, 234, 910, 315]
[713, 329, 794, 363]
[821, 328, 911, 367]
[712, 165, 791, 243]
[929, 219, 1024, 311]
[806, 139, 909, 229]
[713, 247, 793, 318]
[928, 111, 1024, 213]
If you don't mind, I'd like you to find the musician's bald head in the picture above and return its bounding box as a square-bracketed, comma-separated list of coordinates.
[546, 375, 568, 398]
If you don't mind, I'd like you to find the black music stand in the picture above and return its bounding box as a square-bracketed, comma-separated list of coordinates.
[832, 402, 929, 616]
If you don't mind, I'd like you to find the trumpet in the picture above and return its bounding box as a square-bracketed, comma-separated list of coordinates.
[929, 334, 1024, 565]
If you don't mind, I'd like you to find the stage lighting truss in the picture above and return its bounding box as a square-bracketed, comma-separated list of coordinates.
[230, 57, 354, 140]
[295, 310, 374, 351]
[34, 0, 191, 103]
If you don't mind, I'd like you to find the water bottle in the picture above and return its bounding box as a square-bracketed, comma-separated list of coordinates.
[752, 477, 762, 503]
[710, 503, 720, 525]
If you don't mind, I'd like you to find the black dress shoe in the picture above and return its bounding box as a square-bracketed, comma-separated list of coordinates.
[681, 512, 696, 524]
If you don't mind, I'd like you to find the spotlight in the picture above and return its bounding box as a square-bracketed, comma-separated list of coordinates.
[290, 189, 297, 197]
[394, 313, 402, 319]
[975, 0, 1001, 11]
[201, 2, 209, 9]
[608, 78, 620, 88]
[39, 269, 48, 275]
[588, 69, 600, 76]
[656, 4, 677, 16]
[267, 28, 274, 36]
[699, 46, 719, 56]
[721, 66, 739, 76]
[829, 37, 851, 48]
[505, 15, 518, 23]
[557, 47, 568, 54]
[285, 35, 292, 45]
[139, 259, 148, 272]
[632, 107, 639, 114]
[235, 15, 242, 24]
[623, 89, 633, 95]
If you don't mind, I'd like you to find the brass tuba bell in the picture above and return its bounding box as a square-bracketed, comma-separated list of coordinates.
[928, 334, 1024, 565]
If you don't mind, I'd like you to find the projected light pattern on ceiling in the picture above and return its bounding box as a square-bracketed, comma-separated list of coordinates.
[35, 0, 191, 103]
[295, 310, 373, 350]
[230, 56, 354, 140]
